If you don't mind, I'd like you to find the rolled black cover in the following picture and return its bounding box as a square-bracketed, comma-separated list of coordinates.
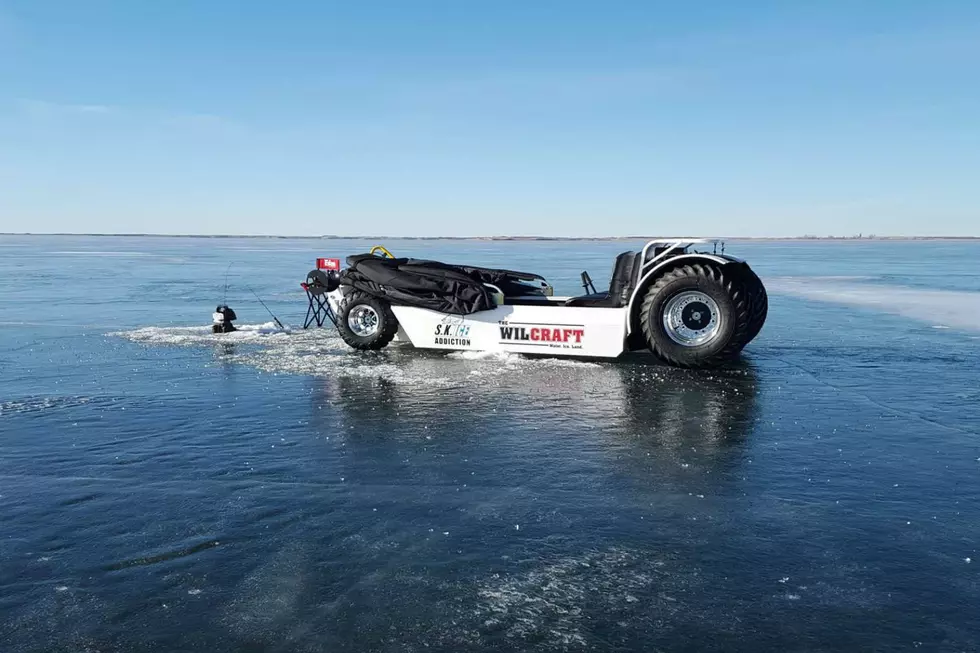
[338, 255, 544, 314]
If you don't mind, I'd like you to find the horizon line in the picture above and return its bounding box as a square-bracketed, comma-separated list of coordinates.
[2, 233, 980, 241]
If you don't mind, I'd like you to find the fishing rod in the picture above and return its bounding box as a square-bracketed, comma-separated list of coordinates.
[245, 284, 285, 331]
[223, 262, 233, 303]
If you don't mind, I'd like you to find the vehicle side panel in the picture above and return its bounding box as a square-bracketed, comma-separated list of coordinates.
[390, 304, 628, 358]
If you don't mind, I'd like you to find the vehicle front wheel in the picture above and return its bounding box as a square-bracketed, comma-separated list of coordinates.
[336, 292, 399, 350]
[639, 264, 750, 368]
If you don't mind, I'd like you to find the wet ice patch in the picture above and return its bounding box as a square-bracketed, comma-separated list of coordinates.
[768, 277, 980, 332]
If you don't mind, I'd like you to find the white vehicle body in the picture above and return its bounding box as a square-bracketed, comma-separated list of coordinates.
[311, 238, 766, 366]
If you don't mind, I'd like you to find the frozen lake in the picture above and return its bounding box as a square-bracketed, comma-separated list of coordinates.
[1, 235, 979, 651]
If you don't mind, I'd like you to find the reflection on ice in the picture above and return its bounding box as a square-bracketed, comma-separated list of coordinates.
[310, 353, 760, 493]
[112, 321, 761, 460]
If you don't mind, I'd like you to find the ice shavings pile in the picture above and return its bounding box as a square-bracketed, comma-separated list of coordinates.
[110, 322, 602, 386]
[111, 321, 291, 346]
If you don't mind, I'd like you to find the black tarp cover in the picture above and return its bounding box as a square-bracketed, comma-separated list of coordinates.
[338, 254, 546, 315]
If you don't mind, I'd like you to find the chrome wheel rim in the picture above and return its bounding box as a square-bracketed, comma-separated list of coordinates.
[347, 305, 380, 337]
[662, 291, 721, 346]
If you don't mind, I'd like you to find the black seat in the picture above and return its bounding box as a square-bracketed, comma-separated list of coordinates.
[564, 251, 642, 308]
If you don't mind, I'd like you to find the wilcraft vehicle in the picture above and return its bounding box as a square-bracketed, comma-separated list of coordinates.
[301, 239, 768, 369]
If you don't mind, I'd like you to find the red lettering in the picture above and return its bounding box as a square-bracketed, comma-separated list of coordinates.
[521, 326, 584, 344]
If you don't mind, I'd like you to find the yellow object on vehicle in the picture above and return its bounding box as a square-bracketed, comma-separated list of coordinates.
[370, 245, 395, 259]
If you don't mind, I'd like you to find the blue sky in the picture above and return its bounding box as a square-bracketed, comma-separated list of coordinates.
[1, 1, 978, 237]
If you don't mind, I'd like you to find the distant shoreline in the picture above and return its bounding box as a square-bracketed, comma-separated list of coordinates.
[2, 233, 979, 242]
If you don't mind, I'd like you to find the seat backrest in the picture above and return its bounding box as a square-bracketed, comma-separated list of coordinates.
[608, 251, 641, 307]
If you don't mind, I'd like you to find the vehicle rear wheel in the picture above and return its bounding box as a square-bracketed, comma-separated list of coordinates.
[639, 264, 750, 368]
[336, 292, 398, 350]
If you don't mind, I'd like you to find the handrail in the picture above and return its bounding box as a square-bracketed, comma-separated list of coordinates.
[639, 238, 714, 274]
[370, 245, 395, 259]
[483, 283, 505, 305]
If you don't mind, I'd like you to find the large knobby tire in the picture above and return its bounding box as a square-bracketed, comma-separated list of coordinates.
[336, 292, 398, 351]
[639, 264, 750, 368]
[740, 267, 768, 347]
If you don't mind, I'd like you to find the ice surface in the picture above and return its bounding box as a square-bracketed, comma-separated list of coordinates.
[768, 277, 980, 332]
[6, 236, 980, 652]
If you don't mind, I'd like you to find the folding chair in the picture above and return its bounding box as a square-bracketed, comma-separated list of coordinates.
[301, 259, 341, 329]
